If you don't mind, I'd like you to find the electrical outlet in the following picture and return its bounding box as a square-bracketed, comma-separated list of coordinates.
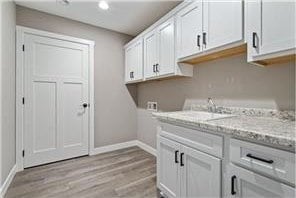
[147, 101, 158, 111]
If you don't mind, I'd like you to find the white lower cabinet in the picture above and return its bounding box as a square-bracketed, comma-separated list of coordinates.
[157, 135, 221, 198]
[158, 136, 181, 198]
[228, 165, 295, 198]
[181, 145, 221, 198]
[157, 123, 295, 198]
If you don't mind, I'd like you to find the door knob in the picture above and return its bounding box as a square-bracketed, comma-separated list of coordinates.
[82, 103, 88, 108]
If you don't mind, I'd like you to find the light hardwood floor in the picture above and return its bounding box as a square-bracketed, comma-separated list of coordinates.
[5, 147, 157, 198]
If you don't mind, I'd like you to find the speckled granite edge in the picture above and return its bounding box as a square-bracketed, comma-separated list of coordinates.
[152, 112, 296, 150]
[191, 105, 295, 121]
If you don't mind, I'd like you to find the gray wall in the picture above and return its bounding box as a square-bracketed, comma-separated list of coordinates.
[16, 6, 137, 148]
[137, 54, 295, 148]
[0, 1, 16, 185]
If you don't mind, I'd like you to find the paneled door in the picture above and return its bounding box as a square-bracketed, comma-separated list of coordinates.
[253, 0, 295, 56]
[228, 165, 295, 198]
[203, 0, 243, 51]
[23, 33, 90, 168]
[144, 29, 158, 79]
[180, 145, 221, 198]
[176, 0, 203, 59]
[158, 17, 175, 76]
[157, 136, 180, 198]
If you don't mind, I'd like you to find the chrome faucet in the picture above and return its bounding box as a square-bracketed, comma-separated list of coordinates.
[207, 97, 216, 113]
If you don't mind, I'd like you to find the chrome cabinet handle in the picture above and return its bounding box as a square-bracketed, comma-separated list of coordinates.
[246, 153, 274, 164]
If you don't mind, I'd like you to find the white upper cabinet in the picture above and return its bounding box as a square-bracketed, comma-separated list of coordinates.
[203, 0, 243, 51]
[125, 39, 143, 83]
[247, 0, 295, 61]
[144, 17, 177, 79]
[144, 29, 158, 79]
[176, 1, 203, 59]
[158, 17, 175, 76]
[176, 0, 243, 60]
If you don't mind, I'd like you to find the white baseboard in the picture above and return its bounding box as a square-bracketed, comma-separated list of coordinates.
[0, 164, 16, 198]
[90, 140, 157, 157]
[135, 140, 157, 156]
[90, 140, 138, 156]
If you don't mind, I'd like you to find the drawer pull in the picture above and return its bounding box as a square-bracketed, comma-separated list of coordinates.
[231, 175, 236, 195]
[246, 153, 274, 164]
[175, 150, 179, 163]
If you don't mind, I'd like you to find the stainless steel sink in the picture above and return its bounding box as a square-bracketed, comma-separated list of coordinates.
[177, 111, 236, 121]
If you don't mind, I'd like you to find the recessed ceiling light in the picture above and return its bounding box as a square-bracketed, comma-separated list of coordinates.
[57, 0, 70, 6]
[98, 1, 109, 10]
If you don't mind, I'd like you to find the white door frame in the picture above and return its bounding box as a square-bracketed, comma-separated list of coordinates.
[16, 26, 95, 171]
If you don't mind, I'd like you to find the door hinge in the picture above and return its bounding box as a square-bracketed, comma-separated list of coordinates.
[22, 150, 25, 157]
[22, 44, 25, 51]
[22, 97, 25, 105]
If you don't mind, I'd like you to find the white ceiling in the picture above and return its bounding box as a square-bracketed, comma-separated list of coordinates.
[15, 0, 181, 36]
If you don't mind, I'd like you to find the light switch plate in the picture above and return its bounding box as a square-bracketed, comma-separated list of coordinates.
[147, 101, 158, 111]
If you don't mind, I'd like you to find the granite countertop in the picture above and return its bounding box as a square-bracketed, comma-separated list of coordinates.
[153, 106, 296, 151]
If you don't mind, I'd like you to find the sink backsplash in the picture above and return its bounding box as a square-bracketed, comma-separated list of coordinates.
[190, 105, 295, 121]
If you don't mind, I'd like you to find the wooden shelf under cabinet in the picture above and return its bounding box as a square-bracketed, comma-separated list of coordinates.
[180, 44, 247, 65]
[252, 54, 296, 66]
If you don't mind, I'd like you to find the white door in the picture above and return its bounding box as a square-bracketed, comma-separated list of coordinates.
[180, 145, 221, 198]
[144, 29, 158, 79]
[176, 0, 203, 59]
[158, 17, 175, 76]
[228, 165, 295, 198]
[157, 136, 180, 198]
[249, 0, 295, 57]
[203, 0, 243, 51]
[24, 33, 89, 168]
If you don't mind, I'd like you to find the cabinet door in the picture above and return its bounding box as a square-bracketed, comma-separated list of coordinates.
[203, 0, 243, 51]
[125, 45, 134, 82]
[158, 17, 175, 76]
[181, 145, 221, 198]
[144, 30, 158, 79]
[248, 0, 295, 57]
[157, 136, 180, 198]
[246, 0, 261, 58]
[176, 1, 203, 59]
[132, 40, 143, 81]
[228, 165, 295, 198]
[261, 0, 295, 55]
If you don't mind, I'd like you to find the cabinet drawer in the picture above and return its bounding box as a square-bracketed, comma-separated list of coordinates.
[230, 139, 295, 185]
[228, 164, 295, 198]
[159, 123, 223, 158]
